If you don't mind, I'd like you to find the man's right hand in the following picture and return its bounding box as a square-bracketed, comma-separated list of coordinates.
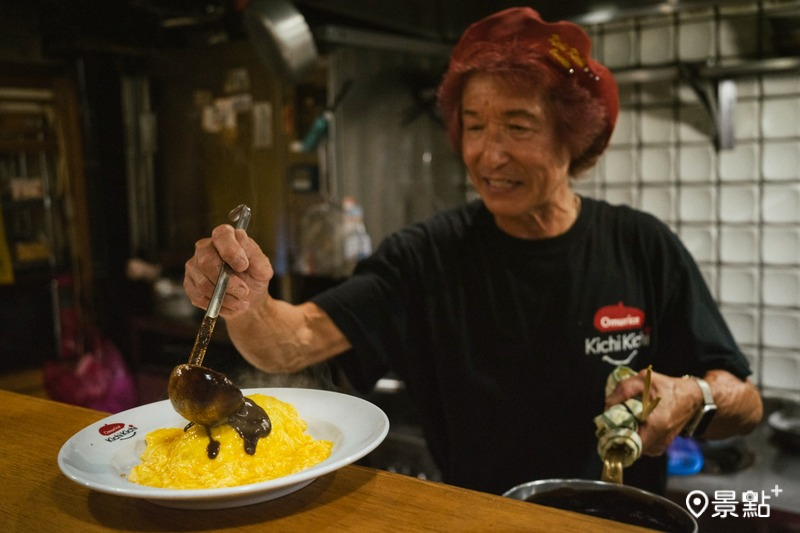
[183, 223, 273, 319]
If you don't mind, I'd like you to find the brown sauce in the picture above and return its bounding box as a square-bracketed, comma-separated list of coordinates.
[184, 397, 272, 459]
[226, 397, 272, 455]
[525, 487, 694, 532]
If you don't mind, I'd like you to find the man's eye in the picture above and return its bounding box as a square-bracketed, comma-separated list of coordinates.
[507, 124, 535, 139]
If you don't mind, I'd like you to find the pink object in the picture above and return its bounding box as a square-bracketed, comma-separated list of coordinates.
[44, 328, 138, 413]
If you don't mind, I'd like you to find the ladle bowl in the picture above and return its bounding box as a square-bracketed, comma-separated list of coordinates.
[168, 364, 244, 428]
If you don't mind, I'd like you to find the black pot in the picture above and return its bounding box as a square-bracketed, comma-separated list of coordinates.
[504, 479, 697, 533]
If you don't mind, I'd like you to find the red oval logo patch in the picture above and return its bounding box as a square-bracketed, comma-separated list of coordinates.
[594, 302, 645, 332]
[99, 423, 125, 436]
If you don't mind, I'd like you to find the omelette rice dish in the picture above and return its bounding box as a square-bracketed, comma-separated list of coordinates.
[128, 394, 333, 489]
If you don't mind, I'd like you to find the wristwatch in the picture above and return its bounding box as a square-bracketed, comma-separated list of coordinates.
[681, 376, 717, 438]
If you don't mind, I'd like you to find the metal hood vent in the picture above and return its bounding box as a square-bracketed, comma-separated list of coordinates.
[35, 0, 755, 57]
[291, 0, 745, 43]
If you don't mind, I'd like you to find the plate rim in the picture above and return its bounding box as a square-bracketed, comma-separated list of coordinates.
[57, 387, 389, 503]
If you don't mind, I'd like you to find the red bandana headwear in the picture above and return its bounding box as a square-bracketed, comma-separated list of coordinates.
[440, 7, 619, 156]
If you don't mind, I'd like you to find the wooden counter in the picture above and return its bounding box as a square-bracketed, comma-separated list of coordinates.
[0, 390, 656, 532]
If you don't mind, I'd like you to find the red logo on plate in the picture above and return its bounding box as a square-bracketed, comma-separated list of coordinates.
[99, 423, 125, 436]
[594, 302, 645, 332]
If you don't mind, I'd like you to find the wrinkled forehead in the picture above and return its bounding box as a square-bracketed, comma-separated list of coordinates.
[460, 72, 552, 116]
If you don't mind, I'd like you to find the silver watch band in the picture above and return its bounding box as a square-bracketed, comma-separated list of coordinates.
[681, 376, 717, 437]
[693, 377, 714, 406]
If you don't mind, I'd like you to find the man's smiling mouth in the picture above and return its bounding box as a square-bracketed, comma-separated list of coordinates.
[484, 178, 520, 190]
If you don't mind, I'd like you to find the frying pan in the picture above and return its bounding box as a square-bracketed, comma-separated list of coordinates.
[243, 0, 319, 81]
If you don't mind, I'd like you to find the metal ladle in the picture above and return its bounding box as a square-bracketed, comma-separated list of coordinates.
[168, 204, 252, 428]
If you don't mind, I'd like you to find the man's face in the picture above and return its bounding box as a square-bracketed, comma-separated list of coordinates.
[460, 72, 572, 236]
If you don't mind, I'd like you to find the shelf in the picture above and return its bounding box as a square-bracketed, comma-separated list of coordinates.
[11, 258, 52, 272]
[0, 138, 56, 153]
[612, 55, 800, 151]
[0, 71, 91, 372]
[2, 196, 47, 207]
[612, 56, 800, 85]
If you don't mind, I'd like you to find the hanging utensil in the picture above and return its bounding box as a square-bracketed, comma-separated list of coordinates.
[243, 0, 319, 82]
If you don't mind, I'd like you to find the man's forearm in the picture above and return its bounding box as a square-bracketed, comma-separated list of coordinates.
[225, 297, 350, 373]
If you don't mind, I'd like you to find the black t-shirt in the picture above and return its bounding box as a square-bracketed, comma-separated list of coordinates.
[312, 197, 751, 495]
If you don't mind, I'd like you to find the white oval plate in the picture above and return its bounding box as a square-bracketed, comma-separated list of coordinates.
[58, 387, 389, 509]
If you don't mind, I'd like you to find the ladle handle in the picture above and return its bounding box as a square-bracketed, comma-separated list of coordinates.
[206, 204, 252, 319]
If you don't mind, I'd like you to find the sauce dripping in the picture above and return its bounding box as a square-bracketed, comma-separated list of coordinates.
[184, 397, 272, 459]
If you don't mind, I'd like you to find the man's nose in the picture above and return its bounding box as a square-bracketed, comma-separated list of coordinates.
[480, 126, 510, 166]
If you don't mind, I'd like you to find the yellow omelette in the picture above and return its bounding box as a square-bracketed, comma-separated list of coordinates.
[128, 394, 332, 489]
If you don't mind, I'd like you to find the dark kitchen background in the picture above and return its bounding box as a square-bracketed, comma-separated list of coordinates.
[1, 0, 800, 523]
